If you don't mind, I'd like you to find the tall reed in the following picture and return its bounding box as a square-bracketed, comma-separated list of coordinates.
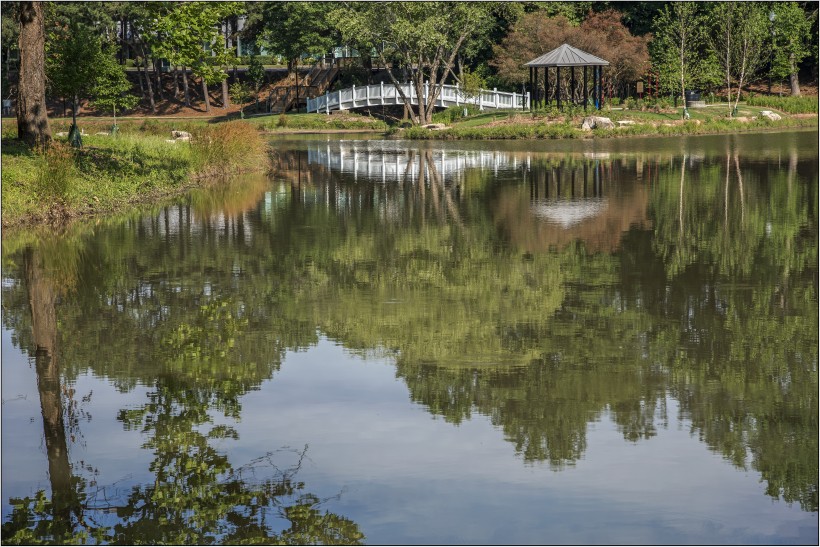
[35, 141, 76, 199]
[189, 121, 269, 176]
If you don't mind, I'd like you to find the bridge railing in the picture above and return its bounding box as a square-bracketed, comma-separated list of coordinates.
[307, 82, 530, 114]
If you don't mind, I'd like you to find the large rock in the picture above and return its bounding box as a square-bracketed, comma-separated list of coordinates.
[759, 110, 782, 121]
[171, 130, 192, 141]
[581, 116, 615, 131]
[421, 123, 447, 130]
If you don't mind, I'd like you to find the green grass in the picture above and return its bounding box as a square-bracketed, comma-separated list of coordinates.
[248, 112, 388, 131]
[402, 103, 817, 140]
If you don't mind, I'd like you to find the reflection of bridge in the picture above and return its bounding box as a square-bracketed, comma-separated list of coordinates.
[306, 141, 525, 183]
[307, 82, 530, 114]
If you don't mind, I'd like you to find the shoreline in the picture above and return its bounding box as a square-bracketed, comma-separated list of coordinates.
[2, 119, 816, 233]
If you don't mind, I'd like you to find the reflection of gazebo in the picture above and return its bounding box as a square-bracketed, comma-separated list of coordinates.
[524, 44, 609, 111]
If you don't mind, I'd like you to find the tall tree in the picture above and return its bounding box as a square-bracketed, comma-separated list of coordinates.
[332, 2, 495, 125]
[650, 2, 717, 117]
[89, 42, 139, 129]
[709, 2, 769, 116]
[46, 21, 106, 146]
[491, 10, 649, 99]
[16, 1, 51, 147]
[770, 1, 816, 96]
[256, 2, 335, 79]
[153, 2, 241, 113]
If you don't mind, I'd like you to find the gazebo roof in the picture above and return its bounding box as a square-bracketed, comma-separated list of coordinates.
[524, 43, 610, 67]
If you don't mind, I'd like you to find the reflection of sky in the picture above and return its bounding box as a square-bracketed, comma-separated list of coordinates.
[2, 333, 816, 545]
[531, 198, 608, 228]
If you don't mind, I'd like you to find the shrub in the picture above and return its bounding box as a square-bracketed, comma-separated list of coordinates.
[35, 141, 76, 199]
[190, 120, 268, 175]
[277, 113, 288, 128]
[432, 104, 481, 124]
[746, 95, 818, 114]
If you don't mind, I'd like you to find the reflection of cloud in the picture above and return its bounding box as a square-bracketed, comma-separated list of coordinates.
[530, 199, 608, 228]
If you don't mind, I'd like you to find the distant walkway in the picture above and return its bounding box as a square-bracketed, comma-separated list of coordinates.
[307, 82, 530, 114]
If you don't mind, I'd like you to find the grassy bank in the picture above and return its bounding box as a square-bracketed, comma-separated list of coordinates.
[401, 102, 818, 140]
[249, 112, 389, 132]
[2, 120, 269, 228]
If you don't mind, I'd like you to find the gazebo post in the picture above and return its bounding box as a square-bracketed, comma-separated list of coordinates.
[545, 67, 550, 107]
[523, 44, 609, 113]
[595, 66, 600, 110]
[583, 66, 588, 111]
[593, 66, 597, 109]
[529, 67, 534, 109]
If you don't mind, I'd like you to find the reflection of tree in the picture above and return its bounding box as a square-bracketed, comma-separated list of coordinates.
[2, 200, 364, 544]
[2, 247, 85, 544]
[646, 148, 818, 511]
[112, 385, 364, 545]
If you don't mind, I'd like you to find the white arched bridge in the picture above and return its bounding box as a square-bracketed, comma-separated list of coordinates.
[306, 82, 531, 114]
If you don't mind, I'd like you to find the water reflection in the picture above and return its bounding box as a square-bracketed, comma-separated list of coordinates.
[2, 133, 817, 543]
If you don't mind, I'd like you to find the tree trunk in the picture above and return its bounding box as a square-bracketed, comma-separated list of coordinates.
[153, 56, 163, 100]
[136, 62, 145, 98]
[140, 46, 156, 113]
[222, 77, 230, 109]
[173, 65, 181, 98]
[25, 248, 75, 533]
[182, 67, 191, 107]
[202, 77, 211, 112]
[789, 53, 801, 96]
[16, 1, 51, 147]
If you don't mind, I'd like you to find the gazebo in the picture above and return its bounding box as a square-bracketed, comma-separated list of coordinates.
[524, 44, 609, 111]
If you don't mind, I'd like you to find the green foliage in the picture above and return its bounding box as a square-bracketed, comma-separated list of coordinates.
[228, 81, 252, 116]
[707, 2, 770, 114]
[89, 43, 139, 121]
[770, 2, 815, 83]
[650, 2, 721, 101]
[246, 54, 266, 91]
[746, 94, 819, 114]
[431, 105, 481, 124]
[256, 2, 337, 73]
[153, 2, 243, 86]
[331, 2, 496, 124]
[45, 22, 104, 110]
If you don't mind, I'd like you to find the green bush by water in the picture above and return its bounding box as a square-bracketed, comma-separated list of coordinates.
[746, 95, 818, 114]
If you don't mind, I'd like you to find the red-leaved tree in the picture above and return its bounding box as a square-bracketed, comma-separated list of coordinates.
[491, 10, 649, 99]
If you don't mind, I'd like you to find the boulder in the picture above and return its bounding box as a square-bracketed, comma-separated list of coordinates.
[581, 116, 615, 131]
[759, 110, 782, 121]
[171, 130, 192, 141]
[421, 123, 447, 130]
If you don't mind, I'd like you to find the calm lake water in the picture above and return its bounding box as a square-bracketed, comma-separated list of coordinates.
[2, 130, 817, 545]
